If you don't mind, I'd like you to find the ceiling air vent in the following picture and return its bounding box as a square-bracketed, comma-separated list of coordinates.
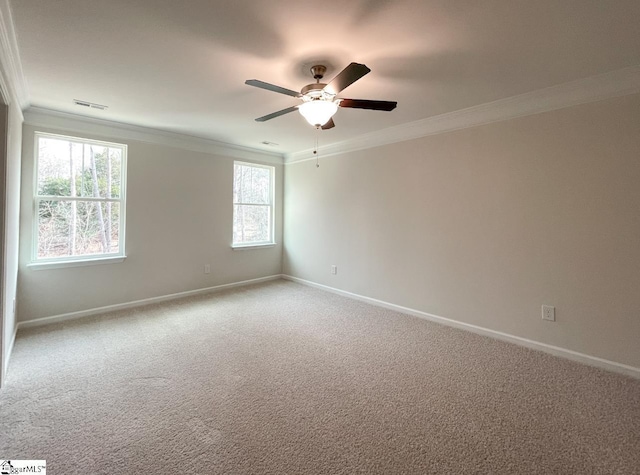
[73, 99, 108, 111]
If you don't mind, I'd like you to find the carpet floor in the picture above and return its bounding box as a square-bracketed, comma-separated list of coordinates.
[1, 280, 639, 474]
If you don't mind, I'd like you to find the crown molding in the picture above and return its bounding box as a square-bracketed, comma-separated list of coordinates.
[0, 0, 28, 110]
[285, 65, 640, 164]
[24, 107, 285, 165]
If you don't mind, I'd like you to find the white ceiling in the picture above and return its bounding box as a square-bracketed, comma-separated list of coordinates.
[9, 0, 640, 155]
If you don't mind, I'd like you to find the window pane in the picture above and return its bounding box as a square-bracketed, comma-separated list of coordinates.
[109, 148, 122, 199]
[81, 145, 123, 199]
[233, 204, 271, 244]
[37, 139, 125, 200]
[37, 200, 72, 257]
[233, 164, 270, 204]
[37, 200, 121, 259]
[92, 145, 107, 198]
[37, 137, 74, 196]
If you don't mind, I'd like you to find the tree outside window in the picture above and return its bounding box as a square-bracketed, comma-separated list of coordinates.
[34, 133, 127, 262]
[232, 162, 274, 247]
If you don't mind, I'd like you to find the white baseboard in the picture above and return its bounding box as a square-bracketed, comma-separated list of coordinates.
[17, 274, 283, 330]
[15, 273, 640, 380]
[282, 275, 640, 380]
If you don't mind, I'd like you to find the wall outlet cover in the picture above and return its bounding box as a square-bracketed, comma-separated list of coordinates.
[542, 305, 556, 321]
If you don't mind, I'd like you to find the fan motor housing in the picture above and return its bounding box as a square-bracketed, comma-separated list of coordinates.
[301, 83, 327, 96]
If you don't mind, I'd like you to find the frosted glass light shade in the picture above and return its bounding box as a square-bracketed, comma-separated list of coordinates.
[298, 100, 338, 126]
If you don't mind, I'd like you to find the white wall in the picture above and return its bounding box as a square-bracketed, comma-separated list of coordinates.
[1, 99, 22, 381]
[18, 122, 283, 322]
[284, 93, 640, 368]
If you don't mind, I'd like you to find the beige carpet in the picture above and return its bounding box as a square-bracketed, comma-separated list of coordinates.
[1, 280, 639, 474]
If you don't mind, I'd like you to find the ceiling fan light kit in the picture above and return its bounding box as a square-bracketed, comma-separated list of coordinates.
[245, 62, 397, 130]
[298, 99, 339, 127]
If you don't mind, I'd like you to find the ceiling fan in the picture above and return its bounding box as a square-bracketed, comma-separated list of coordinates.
[245, 62, 397, 130]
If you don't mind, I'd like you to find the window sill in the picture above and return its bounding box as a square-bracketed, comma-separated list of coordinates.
[28, 256, 127, 270]
[231, 243, 277, 251]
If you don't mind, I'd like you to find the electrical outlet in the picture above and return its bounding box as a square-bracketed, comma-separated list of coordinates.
[331, 265, 337, 275]
[204, 264, 211, 274]
[542, 305, 555, 322]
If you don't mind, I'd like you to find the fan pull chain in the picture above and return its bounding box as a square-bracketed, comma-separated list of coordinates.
[314, 126, 320, 168]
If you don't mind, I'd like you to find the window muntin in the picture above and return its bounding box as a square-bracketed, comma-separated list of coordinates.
[34, 133, 127, 263]
[232, 162, 274, 247]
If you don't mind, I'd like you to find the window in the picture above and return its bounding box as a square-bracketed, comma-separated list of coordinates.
[33, 132, 127, 264]
[232, 161, 274, 247]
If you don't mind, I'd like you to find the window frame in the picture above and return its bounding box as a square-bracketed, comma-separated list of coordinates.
[232, 161, 275, 249]
[30, 132, 128, 268]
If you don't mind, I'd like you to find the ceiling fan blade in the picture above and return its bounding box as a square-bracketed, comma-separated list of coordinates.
[339, 99, 397, 111]
[321, 118, 335, 130]
[245, 79, 301, 98]
[255, 105, 299, 122]
[323, 63, 371, 95]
